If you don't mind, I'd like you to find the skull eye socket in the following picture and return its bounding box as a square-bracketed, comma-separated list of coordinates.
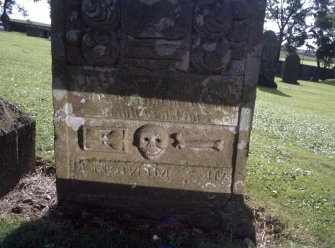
[144, 137, 150, 142]
[156, 138, 161, 143]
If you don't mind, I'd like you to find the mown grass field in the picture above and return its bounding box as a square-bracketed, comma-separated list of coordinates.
[0, 32, 334, 247]
[0, 32, 53, 160]
[248, 81, 335, 247]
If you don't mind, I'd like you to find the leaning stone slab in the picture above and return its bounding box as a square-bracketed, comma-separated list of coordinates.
[0, 99, 35, 196]
[258, 30, 278, 88]
[282, 52, 301, 84]
[52, 0, 266, 238]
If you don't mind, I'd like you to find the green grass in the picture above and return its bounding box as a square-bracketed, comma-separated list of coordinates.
[0, 216, 241, 248]
[0, 32, 334, 247]
[247, 80, 335, 247]
[0, 32, 53, 160]
[0, 216, 154, 248]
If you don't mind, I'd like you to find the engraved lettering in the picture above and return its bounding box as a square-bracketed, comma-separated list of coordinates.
[130, 165, 140, 176]
[155, 168, 168, 178]
[117, 165, 126, 176]
[207, 169, 229, 182]
[72, 160, 174, 180]
[71, 160, 233, 192]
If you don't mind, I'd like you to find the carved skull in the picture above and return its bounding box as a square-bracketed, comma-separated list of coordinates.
[134, 125, 169, 160]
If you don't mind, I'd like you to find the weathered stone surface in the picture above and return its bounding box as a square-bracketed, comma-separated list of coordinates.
[52, 0, 266, 238]
[282, 52, 301, 84]
[258, 31, 278, 88]
[0, 99, 35, 196]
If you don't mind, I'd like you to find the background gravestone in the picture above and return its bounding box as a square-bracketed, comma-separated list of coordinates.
[0, 13, 10, 31]
[0, 99, 35, 196]
[258, 30, 278, 88]
[282, 52, 301, 84]
[52, 0, 266, 238]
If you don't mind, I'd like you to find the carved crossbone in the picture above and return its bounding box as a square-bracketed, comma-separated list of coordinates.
[173, 133, 224, 151]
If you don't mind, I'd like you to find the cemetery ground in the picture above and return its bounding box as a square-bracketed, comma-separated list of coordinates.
[0, 32, 334, 247]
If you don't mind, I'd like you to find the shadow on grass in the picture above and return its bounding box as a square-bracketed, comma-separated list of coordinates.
[0, 217, 154, 248]
[257, 86, 291, 97]
[0, 160, 254, 248]
[280, 81, 301, 87]
[318, 80, 335, 86]
[0, 203, 250, 248]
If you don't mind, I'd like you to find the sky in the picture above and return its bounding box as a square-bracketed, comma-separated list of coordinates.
[10, 0, 280, 29]
[9, 0, 314, 48]
[10, 0, 51, 24]
[10, 0, 283, 30]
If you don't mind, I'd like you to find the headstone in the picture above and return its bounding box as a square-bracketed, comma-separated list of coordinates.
[0, 99, 35, 196]
[282, 52, 300, 84]
[258, 31, 278, 88]
[0, 13, 10, 31]
[52, 0, 266, 237]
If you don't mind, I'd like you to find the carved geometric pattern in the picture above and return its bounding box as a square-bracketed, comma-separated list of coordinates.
[65, 0, 251, 74]
[191, 0, 233, 73]
[81, 30, 120, 66]
[82, 126, 126, 153]
[81, 0, 121, 30]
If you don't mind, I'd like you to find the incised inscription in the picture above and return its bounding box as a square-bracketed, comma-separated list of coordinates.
[71, 160, 232, 191]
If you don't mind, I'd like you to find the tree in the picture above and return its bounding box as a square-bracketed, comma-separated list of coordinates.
[0, 0, 39, 30]
[309, 0, 335, 80]
[0, 0, 28, 17]
[265, 0, 310, 62]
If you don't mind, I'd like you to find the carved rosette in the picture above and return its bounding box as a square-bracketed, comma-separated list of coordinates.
[191, 38, 231, 73]
[81, 31, 120, 66]
[191, 0, 233, 74]
[81, 0, 120, 30]
[65, 0, 121, 66]
[64, 0, 250, 72]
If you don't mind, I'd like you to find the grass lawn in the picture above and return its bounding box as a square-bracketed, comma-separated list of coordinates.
[0, 32, 53, 160]
[0, 32, 334, 247]
[248, 80, 335, 247]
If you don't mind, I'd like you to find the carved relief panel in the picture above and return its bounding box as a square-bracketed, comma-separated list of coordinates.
[191, 0, 232, 73]
[81, 0, 120, 29]
[64, 0, 250, 74]
[53, 0, 265, 200]
[122, 0, 192, 71]
[65, 0, 121, 65]
[68, 118, 235, 192]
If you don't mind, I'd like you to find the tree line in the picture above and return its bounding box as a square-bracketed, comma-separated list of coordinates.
[265, 0, 334, 77]
[1, 0, 334, 76]
[0, 0, 50, 29]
